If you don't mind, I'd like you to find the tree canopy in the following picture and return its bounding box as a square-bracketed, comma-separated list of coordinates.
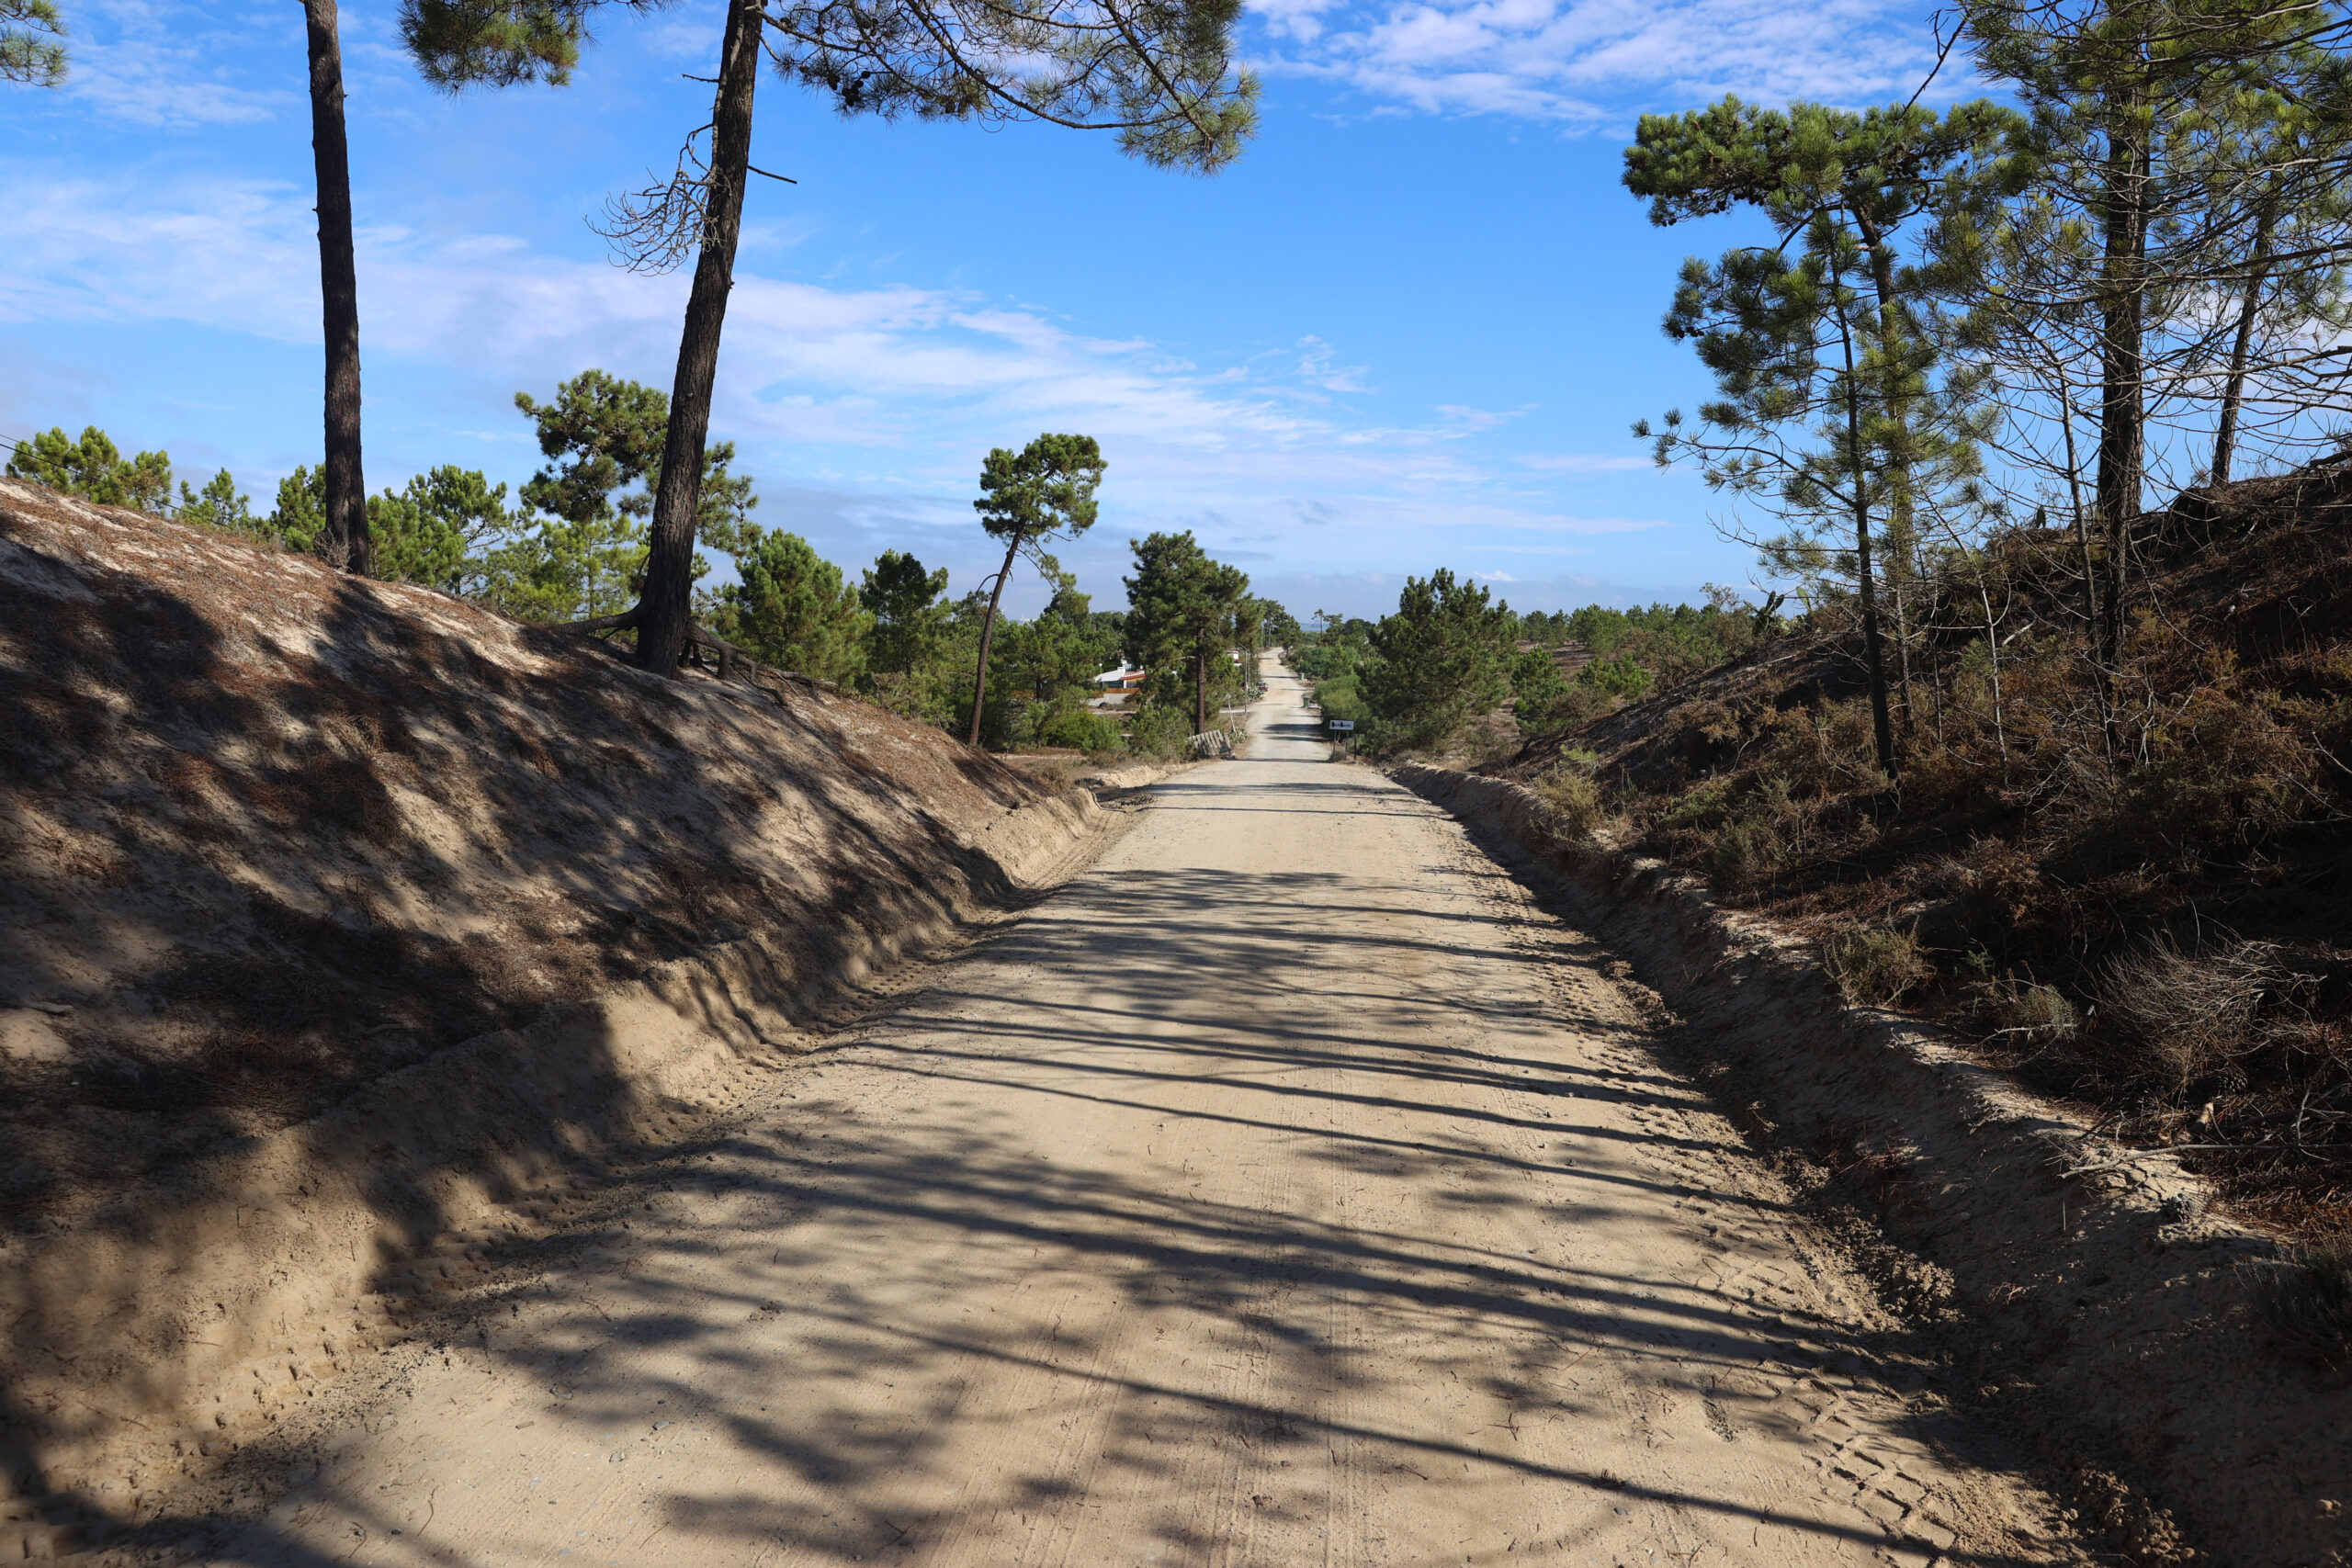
[1, 0, 67, 85]
[1124, 529, 1250, 735]
[861, 549, 952, 676]
[964, 432, 1107, 743]
[6, 426, 173, 511]
[1360, 570, 1516, 750]
[721, 529, 871, 684]
[1626, 96, 2021, 778]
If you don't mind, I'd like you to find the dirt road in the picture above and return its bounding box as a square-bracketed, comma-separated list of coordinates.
[173, 661, 2086, 1567]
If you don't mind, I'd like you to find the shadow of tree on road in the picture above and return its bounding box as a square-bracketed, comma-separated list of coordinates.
[131, 842, 2062, 1566]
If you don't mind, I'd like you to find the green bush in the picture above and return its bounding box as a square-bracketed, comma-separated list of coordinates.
[1038, 706, 1122, 752]
[1126, 705, 1192, 761]
[1660, 775, 1737, 830]
[1314, 672, 1369, 725]
[1360, 569, 1515, 749]
[1709, 814, 1786, 892]
[1973, 978, 2079, 1045]
[1582, 654, 1654, 701]
[1703, 775, 1794, 893]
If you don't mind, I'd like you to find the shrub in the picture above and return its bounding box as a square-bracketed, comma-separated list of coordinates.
[1701, 775, 1795, 894]
[1710, 812, 1787, 893]
[1360, 569, 1515, 748]
[2251, 1238, 2352, 1369]
[1825, 925, 1934, 1007]
[1582, 654, 1653, 701]
[1672, 699, 1745, 773]
[1014, 754, 1084, 788]
[1970, 977, 2080, 1046]
[1540, 682, 1618, 733]
[1758, 695, 1887, 798]
[1657, 774, 1737, 832]
[1314, 671, 1369, 725]
[1037, 706, 1121, 752]
[1125, 705, 1192, 761]
[1532, 763, 1603, 837]
[2090, 938, 2307, 1093]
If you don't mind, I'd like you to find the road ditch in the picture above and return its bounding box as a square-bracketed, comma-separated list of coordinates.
[1394, 761, 2349, 1568]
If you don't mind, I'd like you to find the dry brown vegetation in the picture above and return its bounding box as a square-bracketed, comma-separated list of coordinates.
[1498, 462, 2352, 1256]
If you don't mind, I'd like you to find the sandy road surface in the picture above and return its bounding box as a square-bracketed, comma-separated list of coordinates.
[168, 660, 2087, 1568]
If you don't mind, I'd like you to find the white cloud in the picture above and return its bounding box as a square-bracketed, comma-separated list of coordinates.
[1254, 0, 1964, 125]
[1517, 452, 1651, 472]
[44, 0, 300, 130]
[3, 164, 1681, 575]
[1295, 333, 1374, 393]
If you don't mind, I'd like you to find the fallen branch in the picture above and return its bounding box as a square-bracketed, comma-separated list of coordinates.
[2059, 1145, 2245, 1178]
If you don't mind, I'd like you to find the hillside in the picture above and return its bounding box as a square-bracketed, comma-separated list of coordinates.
[1494, 462, 2352, 1241]
[0, 478, 1104, 1501]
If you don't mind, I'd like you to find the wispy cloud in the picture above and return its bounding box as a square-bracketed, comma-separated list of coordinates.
[2, 164, 1670, 581]
[42, 0, 300, 130]
[1517, 451, 1652, 472]
[1253, 0, 1962, 125]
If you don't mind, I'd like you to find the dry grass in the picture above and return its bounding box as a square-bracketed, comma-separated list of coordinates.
[1965, 976, 2081, 1047]
[1492, 476, 2352, 1246]
[1531, 761, 1604, 837]
[2088, 938, 2315, 1095]
[1006, 752, 1087, 788]
[2250, 1237, 2352, 1369]
[1824, 925, 1936, 1007]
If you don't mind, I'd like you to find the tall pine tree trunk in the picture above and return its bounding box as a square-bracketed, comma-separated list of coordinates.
[966, 535, 1021, 747]
[1854, 211, 1917, 749]
[303, 0, 369, 575]
[2211, 202, 2274, 488]
[633, 0, 764, 673]
[1830, 252, 1897, 780]
[2093, 111, 2149, 694]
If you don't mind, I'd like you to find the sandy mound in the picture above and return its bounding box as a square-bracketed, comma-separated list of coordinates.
[0, 479, 1104, 1512]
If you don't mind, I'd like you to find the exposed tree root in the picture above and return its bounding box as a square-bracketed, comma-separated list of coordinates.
[556, 610, 839, 700]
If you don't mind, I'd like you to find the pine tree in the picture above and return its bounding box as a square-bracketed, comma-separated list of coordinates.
[722, 531, 868, 683]
[1361, 570, 1516, 750]
[6, 426, 173, 511]
[1626, 96, 2020, 780]
[860, 550, 950, 676]
[269, 468, 329, 552]
[2, 0, 67, 85]
[361, 468, 508, 591]
[1951, 0, 2337, 720]
[303, 0, 370, 574]
[368, 491, 467, 590]
[402, 0, 1254, 676]
[480, 371, 758, 621]
[1001, 575, 1118, 712]
[1123, 531, 1249, 737]
[966, 434, 1106, 746]
[177, 470, 258, 536]
[514, 370, 668, 527]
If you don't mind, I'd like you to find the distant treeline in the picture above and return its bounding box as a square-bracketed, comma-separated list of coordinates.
[1294, 578, 1779, 754]
[5, 380, 1300, 761]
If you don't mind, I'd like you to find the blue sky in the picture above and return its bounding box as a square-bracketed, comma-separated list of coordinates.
[1, 0, 1964, 618]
